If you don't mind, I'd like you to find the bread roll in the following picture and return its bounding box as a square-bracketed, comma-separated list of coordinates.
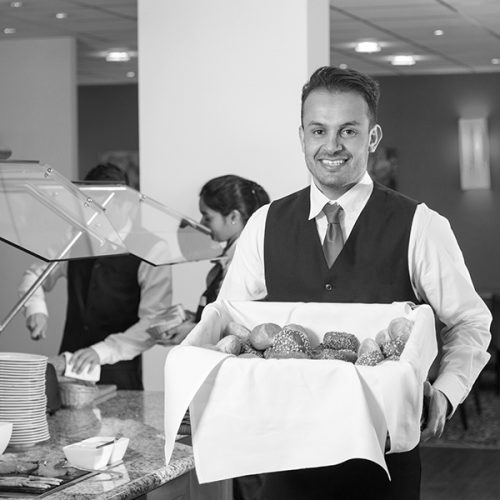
[358, 338, 381, 357]
[388, 317, 413, 342]
[272, 324, 311, 354]
[264, 349, 309, 360]
[215, 334, 243, 355]
[225, 321, 251, 342]
[249, 323, 282, 350]
[356, 350, 385, 366]
[380, 337, 406, 359]
[375, 329, 390, 347]
[323, 331, 360, 352]
[240, 342, 264, 357]
[323, 348, 357, 362]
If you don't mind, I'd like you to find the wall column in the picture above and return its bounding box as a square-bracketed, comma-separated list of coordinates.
[138, 0, 330, 390]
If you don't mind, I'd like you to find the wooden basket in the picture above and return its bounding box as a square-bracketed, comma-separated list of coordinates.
[59, 382, 99, 409]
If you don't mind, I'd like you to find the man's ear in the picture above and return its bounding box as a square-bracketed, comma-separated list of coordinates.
[368, 124, 383, 153]
[299, 126, 305, 153]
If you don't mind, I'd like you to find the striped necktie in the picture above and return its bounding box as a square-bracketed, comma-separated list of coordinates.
[322, 203, 344, 267]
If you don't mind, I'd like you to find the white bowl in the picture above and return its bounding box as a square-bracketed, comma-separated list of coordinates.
[63, 436, 115, 470]
[109, 437, 129, 464]
[0, 422, 13, 455]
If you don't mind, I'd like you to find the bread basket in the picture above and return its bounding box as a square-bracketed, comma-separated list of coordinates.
[59, 380, 99, 409]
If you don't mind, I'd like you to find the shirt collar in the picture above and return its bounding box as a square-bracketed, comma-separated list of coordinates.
[308, 172, 373, 220]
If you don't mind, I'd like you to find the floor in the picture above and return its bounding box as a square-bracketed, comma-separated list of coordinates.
[421, 444, 500, 499]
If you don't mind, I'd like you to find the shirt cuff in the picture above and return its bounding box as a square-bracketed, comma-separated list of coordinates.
[432, 372, 467, 418]
[90, 342, 109, 365]
[24, 303, 49, 318]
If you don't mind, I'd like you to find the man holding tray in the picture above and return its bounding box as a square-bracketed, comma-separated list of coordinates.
[216, 66, 491, 499]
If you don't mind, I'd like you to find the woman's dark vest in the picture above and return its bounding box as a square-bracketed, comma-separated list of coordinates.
[264, 183, 420, 304]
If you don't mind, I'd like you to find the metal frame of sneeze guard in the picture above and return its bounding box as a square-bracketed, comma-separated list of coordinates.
[0, 160, 129, 333]
[0, 161, 128, 260]
[0, 161, 223, 333]
[75, 183, 223, 266]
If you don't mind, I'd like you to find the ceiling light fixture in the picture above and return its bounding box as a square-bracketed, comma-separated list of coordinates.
[355, 41, 381, 53]
[55, 12, 68, 20]
[3, 27, 16, 35]
[10, 1, 22, 7]
[434, 29, 444, 36]
[391, 55, 416, 66]
[491, 58, 500, 65]
[339, 63, 348, 69]
[105, 50, 131, 62]
[126, 71, 136, 78]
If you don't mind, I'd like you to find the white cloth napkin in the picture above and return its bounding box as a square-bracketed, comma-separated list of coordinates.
[164, 301, 437, 483]
[63, 351, 101, 382]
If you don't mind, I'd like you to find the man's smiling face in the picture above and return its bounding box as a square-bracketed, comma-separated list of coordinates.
[299, 89, 382, 199]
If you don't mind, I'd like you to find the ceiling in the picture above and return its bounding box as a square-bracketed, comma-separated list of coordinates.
[330, 0, 500, 75]
[0, 0, 499, 85]
[0, 0, 137, 85]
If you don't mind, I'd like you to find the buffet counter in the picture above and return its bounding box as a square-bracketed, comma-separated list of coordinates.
[0, 391, 230, 500]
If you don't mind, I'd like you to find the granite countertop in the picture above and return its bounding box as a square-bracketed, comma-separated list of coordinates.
[0, 391, 193, 499]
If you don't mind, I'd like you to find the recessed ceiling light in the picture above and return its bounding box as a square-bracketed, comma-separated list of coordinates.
[106, 50, 131, 62]
[3, 27, 16, 35]
[434, 29, 444, 36]
[339, 63, 348, 69]
[55, 12, 68, 20]
[126, 71, 136, 78]
[491, 58, 500, 65]
[391, 55, 416, 66]
[355, 41, 381, 53]
[10, 1, 22, 7]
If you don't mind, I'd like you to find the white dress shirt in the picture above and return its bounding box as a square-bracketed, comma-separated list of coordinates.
[218, 172, 491, 412]
[19, 242, 173, 365]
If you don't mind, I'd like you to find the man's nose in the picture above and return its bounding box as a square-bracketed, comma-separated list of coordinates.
[323, 133, 343, 153]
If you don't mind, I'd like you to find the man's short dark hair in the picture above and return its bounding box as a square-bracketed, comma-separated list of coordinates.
[301, 66, 380, 126]
[84, 163, 130, 186]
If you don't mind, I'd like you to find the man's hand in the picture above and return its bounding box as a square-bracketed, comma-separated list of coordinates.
[155, 320, 196, 346]
[26, 313, 48, 340]
[420, 380, 451, 442]
[69, 348, 100, 374]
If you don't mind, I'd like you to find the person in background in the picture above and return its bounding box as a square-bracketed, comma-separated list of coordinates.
[214, 66, 491, 499]
[18, 163, 173, 390]
[161, 174, 270, 345]
[162, 174, 270, 500]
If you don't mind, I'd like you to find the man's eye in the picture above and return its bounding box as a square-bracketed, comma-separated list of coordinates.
[311, 129, 324, 136]
[340, 128, 357, 138]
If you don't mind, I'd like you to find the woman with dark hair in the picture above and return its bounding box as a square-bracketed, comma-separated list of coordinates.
[195, 175, 270, 319]
[162, 174, 270, 338]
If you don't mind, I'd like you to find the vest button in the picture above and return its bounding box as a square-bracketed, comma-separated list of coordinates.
[325, 283, 333, 291]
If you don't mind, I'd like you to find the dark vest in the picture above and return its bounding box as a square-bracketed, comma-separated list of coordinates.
[60, 253, 142, 353]
[264, 183, 420, 304]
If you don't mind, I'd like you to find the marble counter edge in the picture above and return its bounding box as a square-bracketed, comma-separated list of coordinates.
[25, 442, 195, 500]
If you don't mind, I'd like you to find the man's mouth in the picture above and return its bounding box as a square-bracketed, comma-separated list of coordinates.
[319, 157, 348, 167]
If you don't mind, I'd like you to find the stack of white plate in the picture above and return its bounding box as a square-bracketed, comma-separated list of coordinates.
[0, 352, 50, 448]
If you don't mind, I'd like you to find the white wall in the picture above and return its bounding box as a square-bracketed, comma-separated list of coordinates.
[0, 37, 77, 357]
[138, 0, 330, 389]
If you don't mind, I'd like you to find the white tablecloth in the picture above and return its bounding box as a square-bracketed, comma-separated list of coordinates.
[164, 301, 437, 483]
